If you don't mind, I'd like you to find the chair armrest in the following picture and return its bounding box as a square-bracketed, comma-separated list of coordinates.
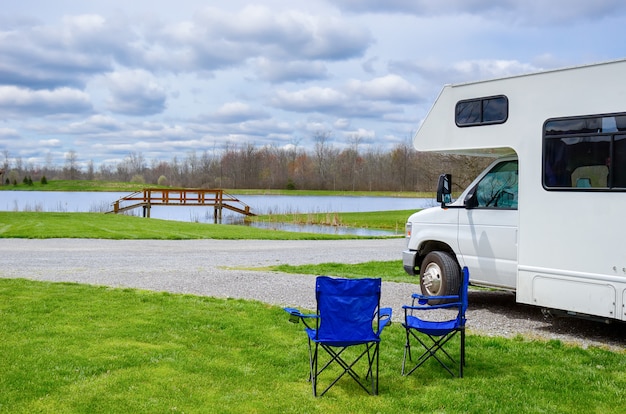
[376, 307, 393, 334]
[411, 292, 459, 305]
[283, 307, 318, 325]
[403, 301, 461, 311]
[379, 307, 392, 319]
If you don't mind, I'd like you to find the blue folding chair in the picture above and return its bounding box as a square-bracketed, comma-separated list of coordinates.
[402, 266, 469, 377]
[285, 276, 392, 396]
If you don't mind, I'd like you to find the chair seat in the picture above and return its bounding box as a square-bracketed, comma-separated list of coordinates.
[306, 328, 380, 347]
[404, 315, 458, 336]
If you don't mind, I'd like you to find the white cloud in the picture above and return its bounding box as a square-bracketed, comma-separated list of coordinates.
[333, 0, 626, 25]
[333, 118, 351, 130]
[65, 115, 122, 134]
[253, 58, 329, 83]
[271, 87, 348, 112]
[210, 102, 270, 123]
[143, 5, 371, 73]
[346, 75, 421, 102]
[0, 86, 92, 116]
[391, 58, 541, 85]
[38, 139, 61, 147]
[0, 127, 20, 137]
[104, 70, 167, 116]
[343, 128, 375, 140]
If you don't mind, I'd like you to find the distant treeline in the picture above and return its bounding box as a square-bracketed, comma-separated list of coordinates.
[1, 140, 492, 193]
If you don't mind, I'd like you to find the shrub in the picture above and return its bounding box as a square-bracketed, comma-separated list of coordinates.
[131, 174, 145, 184]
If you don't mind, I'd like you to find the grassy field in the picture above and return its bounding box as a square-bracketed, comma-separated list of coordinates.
[2, 204, 625, 412]
[268, 260, 415, 284]
[0, 211, 399, 240]
[0, 180, 152, 192]
[1, 279, 624, 413]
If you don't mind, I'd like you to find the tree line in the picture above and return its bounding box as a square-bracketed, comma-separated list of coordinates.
[1, 136, 491, 193]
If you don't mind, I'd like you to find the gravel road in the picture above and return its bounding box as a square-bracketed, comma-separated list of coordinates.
[1, 238, 624, 350]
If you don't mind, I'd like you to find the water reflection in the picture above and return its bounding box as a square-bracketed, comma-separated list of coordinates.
[236, 219, 402, 236]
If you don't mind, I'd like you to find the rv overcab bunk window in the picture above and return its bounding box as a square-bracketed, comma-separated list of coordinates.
[543, 113, 626, 190]
[455, 95, 508, 127]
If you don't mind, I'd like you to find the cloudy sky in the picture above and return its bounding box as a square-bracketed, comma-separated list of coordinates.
[2, 0, 626, 169]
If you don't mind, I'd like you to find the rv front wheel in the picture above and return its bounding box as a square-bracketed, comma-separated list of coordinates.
[420, 251, 461, 301]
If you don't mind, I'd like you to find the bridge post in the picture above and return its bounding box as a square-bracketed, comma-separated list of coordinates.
[214, 204, 222, 223]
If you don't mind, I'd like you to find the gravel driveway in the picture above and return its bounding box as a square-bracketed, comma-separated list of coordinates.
[1, 238, 624, 350]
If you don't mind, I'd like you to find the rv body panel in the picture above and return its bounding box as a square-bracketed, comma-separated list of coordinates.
[406, 59, 626, 320]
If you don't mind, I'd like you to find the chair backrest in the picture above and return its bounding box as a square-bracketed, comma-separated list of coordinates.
[458, 267, 470, 323]
[315, 276, 381, 342]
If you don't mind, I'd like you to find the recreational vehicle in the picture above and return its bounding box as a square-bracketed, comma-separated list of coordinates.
[403, 59, 626, 321]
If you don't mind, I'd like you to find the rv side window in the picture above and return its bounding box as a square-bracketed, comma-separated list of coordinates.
[543, 113, 626, 190]
[474, 160, 518, 209]
[456, 95, 508, 127]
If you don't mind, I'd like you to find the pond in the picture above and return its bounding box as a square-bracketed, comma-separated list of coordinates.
[1, 191, 435, 235]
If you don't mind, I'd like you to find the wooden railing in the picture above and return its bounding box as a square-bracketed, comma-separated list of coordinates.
[107, 188, 255, 222]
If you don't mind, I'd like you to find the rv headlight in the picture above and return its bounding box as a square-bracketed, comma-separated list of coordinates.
[405, 222, 412, 238]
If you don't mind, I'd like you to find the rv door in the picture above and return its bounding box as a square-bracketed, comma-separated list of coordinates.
[458, 159, 519, 289]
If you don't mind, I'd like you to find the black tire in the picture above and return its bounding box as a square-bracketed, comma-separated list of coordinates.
[419, 251, 461, 304]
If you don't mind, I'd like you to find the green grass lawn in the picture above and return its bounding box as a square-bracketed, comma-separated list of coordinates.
[1, 279, 624, 413]
[2, 209, 625, 412]
[0, 279, 626, 414]
[0, 180, 154, 192]
[269, 260, 416, 284]
[0, 212, 384, 240]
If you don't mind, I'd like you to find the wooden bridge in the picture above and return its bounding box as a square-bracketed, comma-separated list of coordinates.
[106, 188, 255, 222]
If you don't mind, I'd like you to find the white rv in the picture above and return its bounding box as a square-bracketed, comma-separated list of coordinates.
[403, 59, 626, 321]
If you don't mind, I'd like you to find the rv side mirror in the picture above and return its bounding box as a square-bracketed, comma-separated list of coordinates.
[436, 174, 452, 207]
[464, 187, 478, 209]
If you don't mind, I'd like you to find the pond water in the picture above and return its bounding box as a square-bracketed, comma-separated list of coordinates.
[1, 191, 435, 235]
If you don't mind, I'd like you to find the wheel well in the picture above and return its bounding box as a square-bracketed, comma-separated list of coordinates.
[417, 241, 457, 269]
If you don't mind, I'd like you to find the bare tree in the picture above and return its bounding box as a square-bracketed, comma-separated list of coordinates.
[86, 160, 95, 180]
[1, 150, 9, 185]
[313, 130, 334, 189]
[390, 140, 413, 191]
[64, 150, 79, 180]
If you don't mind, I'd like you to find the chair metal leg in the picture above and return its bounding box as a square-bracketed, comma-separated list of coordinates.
[374, 342, 379, 395]
[312, 342, 320, 396]
[403, 328, 463, 377]
[314, 343, 379, 397]
[460, 328, 466, 378]
[402, 326, 412, 375]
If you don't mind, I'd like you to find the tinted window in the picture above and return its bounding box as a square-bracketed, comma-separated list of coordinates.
[456, 95, 508, 126]
[473, 160, 518, 209]
[456, 100, 481, 124]
[543, 113, 626, 191]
